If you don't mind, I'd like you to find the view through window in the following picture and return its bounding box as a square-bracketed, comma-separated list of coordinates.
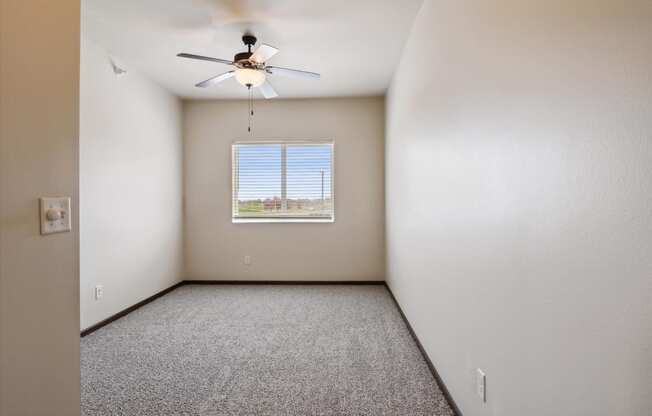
[232, 141, 334, 222]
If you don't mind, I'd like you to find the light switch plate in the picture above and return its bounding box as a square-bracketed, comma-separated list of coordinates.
[40, 197, 71, 235]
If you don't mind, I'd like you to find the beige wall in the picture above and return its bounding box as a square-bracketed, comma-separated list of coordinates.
[0, 0, 81, 415]
[79, 37, 184, 330]
[386, 1, 652, 415]
[184, 97, 385, 281]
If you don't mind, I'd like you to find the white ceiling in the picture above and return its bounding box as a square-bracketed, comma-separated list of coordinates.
[82, 0, 423, 99]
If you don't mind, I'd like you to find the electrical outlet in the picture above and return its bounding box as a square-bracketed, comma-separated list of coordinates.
[95, 285, 104, 300]
[244, 255, 252, 266]
[476, 368, 486, 402]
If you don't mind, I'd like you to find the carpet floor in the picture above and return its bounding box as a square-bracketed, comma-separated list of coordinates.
[81, 284, 454, 415]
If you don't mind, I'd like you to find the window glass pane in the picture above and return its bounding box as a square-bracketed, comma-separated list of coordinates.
[236, 144, 282, 216]
[232, 141, 333, 221]
[286, 144, 332, 217]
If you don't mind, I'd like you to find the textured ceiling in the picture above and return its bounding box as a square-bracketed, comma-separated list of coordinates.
[82, 0, 424, 99]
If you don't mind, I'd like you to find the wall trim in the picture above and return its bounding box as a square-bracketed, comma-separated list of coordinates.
[81, 280, 384, 336]
[184, 280, 385, 285]
[80, 281, 185, 337]
[79, 279, 461, 415]
[383, 282, 463, 416]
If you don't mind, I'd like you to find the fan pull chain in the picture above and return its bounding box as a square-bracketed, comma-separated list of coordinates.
[247, 86, 252, 133]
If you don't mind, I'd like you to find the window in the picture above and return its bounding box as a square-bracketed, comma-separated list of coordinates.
[232, 140, 334, 223]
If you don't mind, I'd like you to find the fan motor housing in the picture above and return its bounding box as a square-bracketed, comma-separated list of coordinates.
[234, 51, 253, 64]
[233, 34, 261, 68]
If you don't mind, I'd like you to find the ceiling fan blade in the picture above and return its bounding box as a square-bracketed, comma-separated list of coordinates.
[258, 81, 279, 99]
[177, 53, 233, 66]
[266, 66, 320, 80]
[249, 44, 279, 64]
[195, 71, 235, 88]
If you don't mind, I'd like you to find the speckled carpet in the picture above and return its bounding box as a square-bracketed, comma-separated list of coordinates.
[81, 284, 454, 415]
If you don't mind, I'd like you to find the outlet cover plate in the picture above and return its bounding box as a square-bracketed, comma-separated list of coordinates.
[476, 368, 486, 402]
[95, 285, 104, 300]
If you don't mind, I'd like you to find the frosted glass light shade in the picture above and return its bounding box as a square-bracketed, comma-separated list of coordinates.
[235, 68, 266, 87]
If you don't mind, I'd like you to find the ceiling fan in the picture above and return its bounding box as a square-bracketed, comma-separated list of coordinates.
[177, 34, 320, 99]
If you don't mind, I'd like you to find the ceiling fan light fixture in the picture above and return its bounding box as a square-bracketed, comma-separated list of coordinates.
[177, 34, 320, 133]
[235, 68, 266, 87]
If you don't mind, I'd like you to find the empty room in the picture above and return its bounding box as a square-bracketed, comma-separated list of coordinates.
[0, 1, 650, 415]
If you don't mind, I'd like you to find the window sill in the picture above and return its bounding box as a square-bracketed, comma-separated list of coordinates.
[232, 217, 334, 224]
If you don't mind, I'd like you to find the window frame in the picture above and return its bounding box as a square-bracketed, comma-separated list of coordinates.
[231, 139, 335, 224]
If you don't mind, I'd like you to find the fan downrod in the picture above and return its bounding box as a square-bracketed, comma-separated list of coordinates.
[234, 34, 258, 63]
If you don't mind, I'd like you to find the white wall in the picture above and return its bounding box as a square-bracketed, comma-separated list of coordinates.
[386, 1, 652, 415]
[80, 37, 183, 329]
[184, 97, 385, 281]
[0, 0, 81, 414]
